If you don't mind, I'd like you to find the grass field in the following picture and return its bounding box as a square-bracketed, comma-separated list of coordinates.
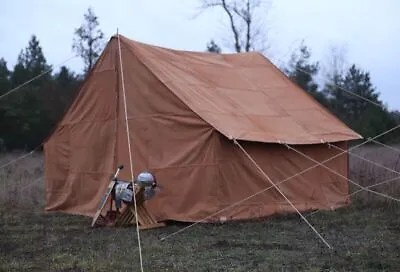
[1, 144, 400, 271]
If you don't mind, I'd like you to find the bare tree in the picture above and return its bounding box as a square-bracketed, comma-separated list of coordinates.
[320, 44, 348, 99]
[195, 0, 271, 53]
[322, 44, 349, 83]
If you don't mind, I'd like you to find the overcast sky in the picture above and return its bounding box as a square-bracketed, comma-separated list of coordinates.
[1, 0, 399, 109]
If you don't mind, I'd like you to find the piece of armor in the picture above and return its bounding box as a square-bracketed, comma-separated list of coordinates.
[136, 171, 156, 186]
[114, 181, 133, 208]
[137, 171, 158, 200]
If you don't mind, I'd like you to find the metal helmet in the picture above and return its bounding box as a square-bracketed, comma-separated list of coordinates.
[136, 171, 155, 186]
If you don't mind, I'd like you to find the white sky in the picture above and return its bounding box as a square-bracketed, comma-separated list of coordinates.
[1, 0, 399, 109]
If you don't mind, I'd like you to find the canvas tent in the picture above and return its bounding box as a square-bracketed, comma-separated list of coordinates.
[44, 34, 361, 222]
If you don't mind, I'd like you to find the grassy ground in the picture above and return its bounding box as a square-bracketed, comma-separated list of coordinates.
[1, 205, 399, 271]
[1, 145, 400, 271]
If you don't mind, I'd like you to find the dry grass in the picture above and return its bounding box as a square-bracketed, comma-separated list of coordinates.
[0, 144, 400, 271]
[349, 144, 400, 205]
[0, 151, 44, 209]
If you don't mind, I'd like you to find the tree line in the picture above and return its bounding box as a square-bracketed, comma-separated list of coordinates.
[0, 4, 399, 152]
[283, 43, 400, 144]
[0, 8, 103, 151]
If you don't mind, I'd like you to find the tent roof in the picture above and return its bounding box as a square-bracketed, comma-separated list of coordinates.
[117, 35, 361, 145]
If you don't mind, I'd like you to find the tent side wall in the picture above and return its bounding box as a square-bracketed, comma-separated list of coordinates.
[207, 134, 350, 222]
[44, 39, 120, 216]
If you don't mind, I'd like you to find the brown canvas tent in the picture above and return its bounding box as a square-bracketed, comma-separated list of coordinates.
[43, 34, 361, 222]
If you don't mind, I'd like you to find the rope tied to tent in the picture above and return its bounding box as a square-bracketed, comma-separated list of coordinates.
[232, 138, 333, 249]
[304, 141, 400, 217]
[117, 32, 144, 272]
[369, 138, 400, 154]
[0, 54, 77, 170]
[306, 174, 400, 217]
[269, 56, 384, 110]
[0, 150, 36, 170]
[0, 55, 77, 100]
[328, 142, 400, 177]
[284, 144, 400, 203]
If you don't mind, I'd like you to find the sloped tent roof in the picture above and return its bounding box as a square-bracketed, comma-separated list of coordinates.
[119, 35, 361, 144]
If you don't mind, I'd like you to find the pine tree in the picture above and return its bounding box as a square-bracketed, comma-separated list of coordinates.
[0, 58, 10, 150]
[324, 64, 397, 142]
[52, 66, 80, 116]
[206, 40, 222, 53]
[285, 43, 329, 107]
[2, 35, 53, 150]
[0, 58, 10, 95]
[72, 7, 105, 73]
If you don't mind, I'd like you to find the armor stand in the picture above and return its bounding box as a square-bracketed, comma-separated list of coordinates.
[115, 184, 166, 229]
